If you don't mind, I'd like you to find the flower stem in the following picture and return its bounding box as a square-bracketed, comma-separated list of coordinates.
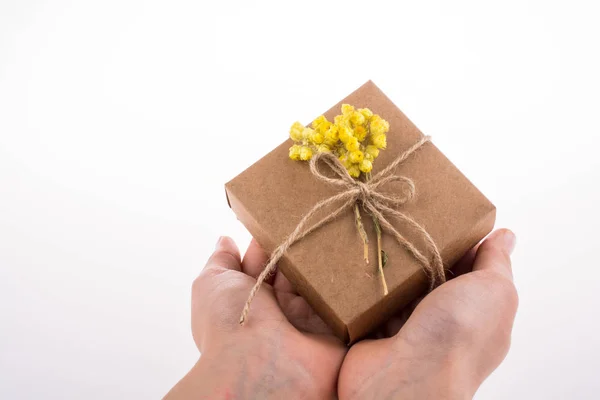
[366, 172, 388, 296]
[372, 215, 389, 296]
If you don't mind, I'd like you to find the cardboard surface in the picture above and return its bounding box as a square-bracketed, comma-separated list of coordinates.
[225, 81, 496, 343]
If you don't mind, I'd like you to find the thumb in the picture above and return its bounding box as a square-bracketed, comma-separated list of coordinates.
[472, 229, 516, 280]
[191, 236, 244, 351]
[205, 236, 242, 272]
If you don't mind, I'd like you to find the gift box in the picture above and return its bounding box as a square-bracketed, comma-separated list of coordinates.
[225, 81, 495, 343]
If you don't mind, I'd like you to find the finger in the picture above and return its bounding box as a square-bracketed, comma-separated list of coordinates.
[241, 239, 269, 278]
[193, 237, 286, 350]
[472, 229, 516, 280]
[448, 245, 479, 279]
[272, 269, 297, 294]
[205, 236, 241, 272]
[383, 294, 424, 337]
[192, 236, 244, 350]
[241, 239, 278, 285]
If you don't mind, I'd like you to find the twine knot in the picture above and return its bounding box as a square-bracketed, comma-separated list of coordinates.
[309, 150, 417, 213]
[356, 181, 370, 203]
[239, 135, 445, 325]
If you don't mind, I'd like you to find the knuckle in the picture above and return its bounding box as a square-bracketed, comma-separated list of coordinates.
[208, 251, 240, 269]
[417, 276, 518, 343]
[441, 308, 479, 342]
[191, 270, 248, 348]
[403, 272, 519, 360]
[404, 302, 476, 346]
[192, 266, 238, 297]
[192, 250, 241, 294]
[192, 267, 219, 293]
[483, 272, 519, 313]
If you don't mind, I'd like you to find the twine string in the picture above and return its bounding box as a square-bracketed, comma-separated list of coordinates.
[239, 135, 445, 325]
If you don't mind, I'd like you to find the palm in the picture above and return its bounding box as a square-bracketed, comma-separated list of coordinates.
[241, 239, 340, 336]
[240, 239, 346, 396]
[338, 230, 519, 399]
[274, 279, 337, 335]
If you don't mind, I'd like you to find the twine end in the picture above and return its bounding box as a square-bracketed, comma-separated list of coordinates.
[239, 315, 246, 326]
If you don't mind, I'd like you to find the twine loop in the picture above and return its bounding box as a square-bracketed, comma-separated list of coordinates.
[239, 135, 445, 325]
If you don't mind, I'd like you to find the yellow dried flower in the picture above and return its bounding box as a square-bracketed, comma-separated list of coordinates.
[346, 136, 360, 152]
[317, 144, 331, 153]
[348, 150, 364, 163]
[371, 134, 387, 149]
[341, 103, 355, 116]
[348, 164, 361, 178]
[365, 145, 380, 159]
[316, 120, 332, 134]
[334, 114, 347, 125]
[350, 111, 365, 126]
[290, 122, 304, 141]
[359, 159, 373, 173]
[324, 126, 339, 146]
[312, 115, 327, 130]
[354, 125, 367, 141]
[370, 115, 390, 136]
[288, 104, 389, 178]
[339, 154, 352, 169]
[289, 144, 302, 160]
[359, 108, 373, 120]
[371, 125, 387, 137]
[302, 127, 315, 140]
[300, 146, 313, 160]
[339, 125, 353, 143]
[370, 114, 382, 125]
[311, 131, 324, 144]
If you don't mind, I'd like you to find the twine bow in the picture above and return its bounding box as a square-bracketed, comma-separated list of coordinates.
[239, 135, 445, 325]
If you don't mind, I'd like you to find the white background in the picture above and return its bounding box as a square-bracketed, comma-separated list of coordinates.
[1, 0, 599, 398]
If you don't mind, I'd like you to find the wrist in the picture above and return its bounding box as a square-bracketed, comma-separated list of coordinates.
[342, 339, 476, 400]
[390, 343, 477, 400]
[388, 353, 475, 400]
[185, 335, 324, 399]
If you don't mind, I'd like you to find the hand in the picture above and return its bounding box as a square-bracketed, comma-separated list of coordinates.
[338, 229, 519, 399]
[164, 237, 346, 400]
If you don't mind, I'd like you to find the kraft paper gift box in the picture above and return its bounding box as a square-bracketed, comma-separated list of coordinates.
[225, 81, 495, 343]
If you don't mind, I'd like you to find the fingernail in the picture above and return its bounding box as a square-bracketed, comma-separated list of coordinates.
[503, 230, 516, 255]
[215, 236, 224, 250]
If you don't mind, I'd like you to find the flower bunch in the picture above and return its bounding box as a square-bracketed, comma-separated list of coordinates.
[288, 104, 389, 178]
